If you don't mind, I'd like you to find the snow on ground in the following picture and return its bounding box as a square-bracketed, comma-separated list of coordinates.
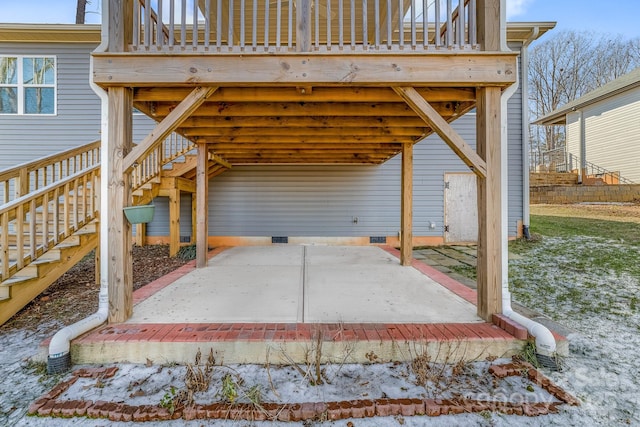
[3, 234, 640, 426]
[510, 236, 640, 425]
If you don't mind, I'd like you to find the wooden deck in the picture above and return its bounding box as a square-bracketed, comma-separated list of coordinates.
[93, 0, 511, 324]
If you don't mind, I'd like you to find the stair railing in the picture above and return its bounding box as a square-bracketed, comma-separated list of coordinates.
[0, 141, 100, 206]
[131, 133, 196, 190]
[0, 165, 100, 282]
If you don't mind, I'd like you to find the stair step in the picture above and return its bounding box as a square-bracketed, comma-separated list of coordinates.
[1, 274, 38, 286]
[31, 258, 59, 267]
[0, 287, 8, 301]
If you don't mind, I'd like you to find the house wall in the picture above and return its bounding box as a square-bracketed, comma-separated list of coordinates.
[0, 43, 101, 168]
[0, 42, 156, 170]
[565, 86, 640, 183]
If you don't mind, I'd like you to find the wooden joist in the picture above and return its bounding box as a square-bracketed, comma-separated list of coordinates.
[134, 87, 477, 103]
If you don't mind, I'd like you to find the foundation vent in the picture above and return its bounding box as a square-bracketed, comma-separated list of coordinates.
[369, 236, 387, 244]
[272, 236, 289, 244]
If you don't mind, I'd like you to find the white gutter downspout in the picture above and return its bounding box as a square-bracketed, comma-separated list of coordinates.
[48, 2, 111, 374]
[499, 5, 558, 369]
[520, 25, 538, 240]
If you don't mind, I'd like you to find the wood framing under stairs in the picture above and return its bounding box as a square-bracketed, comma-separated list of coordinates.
[0, 223, 99, 325]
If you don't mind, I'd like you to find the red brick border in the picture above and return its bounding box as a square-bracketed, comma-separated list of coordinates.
[28, 362, 578, 422]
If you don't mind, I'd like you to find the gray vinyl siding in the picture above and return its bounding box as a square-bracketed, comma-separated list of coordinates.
[0, 43, 101, 169]
[0, 42, 157, 170]
[507, 53, 524, 235]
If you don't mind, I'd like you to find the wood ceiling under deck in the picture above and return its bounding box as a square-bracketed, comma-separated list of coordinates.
[133, 86, 477, 165]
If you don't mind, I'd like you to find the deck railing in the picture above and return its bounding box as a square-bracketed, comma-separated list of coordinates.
[0, 141, 100, 206]
[130, 0, 477, 53]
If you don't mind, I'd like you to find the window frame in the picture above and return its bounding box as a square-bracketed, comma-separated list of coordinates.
[0, 55, 57, 116]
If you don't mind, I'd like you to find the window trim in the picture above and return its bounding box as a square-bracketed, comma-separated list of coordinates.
[0, 55, 57, 116]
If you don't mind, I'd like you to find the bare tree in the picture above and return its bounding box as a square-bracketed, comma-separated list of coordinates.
[528, 31, 640, 152]
[76, 0, 88, 24]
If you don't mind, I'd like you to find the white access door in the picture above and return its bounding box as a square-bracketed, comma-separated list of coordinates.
[444, 173, 478, 243]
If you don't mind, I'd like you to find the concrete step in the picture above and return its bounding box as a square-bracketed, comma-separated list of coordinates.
[38, 322, 526, 365]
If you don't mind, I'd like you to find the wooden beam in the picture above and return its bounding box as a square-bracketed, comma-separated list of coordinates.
[208, 152, 232, 169]
[151, 101, 454, 118]
[134, 87, 477, 103]
[160, 177, 196, 193]
[107, 87, 133, 323]
[123, 86, 218, 172]
[393, 86, 487, 178]
[196, 143, 209, 268]
[208, 143, 403, 150]
[180, 116, 432, 129]
[204, 135, 418, 144]
[476, 86, 503, 321]
[93, 53, 518, 87]
[169, 187, 181, 257]
[183, 126, 428, 137]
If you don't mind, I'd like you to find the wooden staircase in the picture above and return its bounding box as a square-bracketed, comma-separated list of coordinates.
[0, 136, 229, 326]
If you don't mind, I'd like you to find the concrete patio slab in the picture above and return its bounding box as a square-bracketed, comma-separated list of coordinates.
[129, 245, 482, 325]
[41, 245, 542, 365]
[128, 265, 302, 323]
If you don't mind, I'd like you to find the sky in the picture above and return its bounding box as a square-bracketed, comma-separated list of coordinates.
[0, 0, 639, 40]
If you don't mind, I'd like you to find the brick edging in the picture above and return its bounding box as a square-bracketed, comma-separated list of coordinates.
[28, 362, 579, 422]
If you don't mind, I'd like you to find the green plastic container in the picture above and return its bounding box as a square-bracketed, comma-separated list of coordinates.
[123, 205, 155, 224]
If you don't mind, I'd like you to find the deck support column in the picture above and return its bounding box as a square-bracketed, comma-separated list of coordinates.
[133, 223, 146, 246]
[196, 143, 209, 268]
[191, 193, 197, 245]
[169, 187, 181, 257]
[476, 87, 503, 321]
[107, 87, 133, 323]
[400, 143, 413, 266]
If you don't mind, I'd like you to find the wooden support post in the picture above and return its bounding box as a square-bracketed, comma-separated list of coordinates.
[108, 0, 133, 53]
[476, 87, 502, 321]
[16, 168, 28, 198]
[191, 193, 197, 245]
[107, 87, 133, 323]
[196, 143, 209, 268]
[169, 187, 181, 257]
[133, 223, 146, 247]
[477, 0, 501, 51]
[401, 143, 413, 266]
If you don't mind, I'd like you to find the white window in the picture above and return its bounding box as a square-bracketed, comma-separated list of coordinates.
[0, 56, 56, 115]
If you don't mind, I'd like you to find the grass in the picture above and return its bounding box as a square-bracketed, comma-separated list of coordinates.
[507, 215, 640, 321]
[528, 215, 640, 245]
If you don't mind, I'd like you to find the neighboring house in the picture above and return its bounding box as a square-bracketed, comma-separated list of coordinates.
[534, 67, 640, 184]
[0, 22, 553, 245]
